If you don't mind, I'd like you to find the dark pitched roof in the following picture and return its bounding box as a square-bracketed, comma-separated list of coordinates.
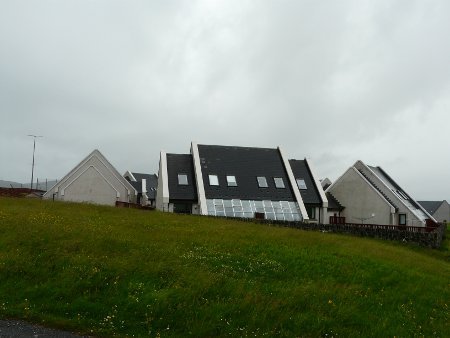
[326, 192, 344, 211]
[166, 153, 198, 201]
[417, 201, 444, 215]
[129, 173, 158, 199]
[288, 159, 322, 205]
[321, 178, 332, 190]
[132, 172, 157, 183]
[197, 144, 296, 201]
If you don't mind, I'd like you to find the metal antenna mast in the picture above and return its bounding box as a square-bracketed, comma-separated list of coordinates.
[28, 134, 43, 191]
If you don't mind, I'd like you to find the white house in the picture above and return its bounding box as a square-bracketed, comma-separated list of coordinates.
[43, 149, 137, 206]
[326, 160, 436, 227]
[417, 200, 450, 223]
[124, 171, 158, 207]
[156, 142, 328, 222]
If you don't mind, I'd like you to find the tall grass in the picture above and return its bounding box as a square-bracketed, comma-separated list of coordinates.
[0, 197, 448, 337]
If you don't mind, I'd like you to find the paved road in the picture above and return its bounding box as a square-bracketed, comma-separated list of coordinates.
[0, 320, 90, 338]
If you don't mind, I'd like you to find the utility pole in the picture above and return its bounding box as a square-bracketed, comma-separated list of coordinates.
[28, 135, 43, 192]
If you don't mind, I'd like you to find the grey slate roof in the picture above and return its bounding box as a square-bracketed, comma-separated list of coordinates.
[197, 144, 296, 201]
[129, 173, 158, 199]
[417, 201, 443, 215]
[166, 153, 198, 201]
[132, 173, 157, 183]
[288, 159, 322, 205]
[326, 192, 344, 211]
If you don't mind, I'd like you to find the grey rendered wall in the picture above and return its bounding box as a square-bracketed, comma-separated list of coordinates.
[329, 168, 393, 225]
[352, 161, 425, 226]
[433, 202, 450, 222]
[62, 166, 117, 205]
[45, 151, 135, 206]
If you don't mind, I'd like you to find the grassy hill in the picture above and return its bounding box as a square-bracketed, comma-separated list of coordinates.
[0, 197, 448, 337]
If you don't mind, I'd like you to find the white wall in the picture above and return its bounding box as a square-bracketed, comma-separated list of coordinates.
[44, 150, 136, 206]
[328, 168, 394, 225]
[63, 166, 118, 205]
[155, 151, 170, 211]
[433, 201, 450, 223]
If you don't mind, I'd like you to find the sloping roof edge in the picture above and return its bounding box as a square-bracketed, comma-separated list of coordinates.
[43, 149, 137, 197]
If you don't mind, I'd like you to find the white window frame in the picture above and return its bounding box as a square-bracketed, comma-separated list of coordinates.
[178, 174, 188, 185]
[296, 178, 307, 190]
[274, 177, 285, 189]
[226, 175, 237, 187]
[208, 174, 219, 186]
[257, 176, 268, 188]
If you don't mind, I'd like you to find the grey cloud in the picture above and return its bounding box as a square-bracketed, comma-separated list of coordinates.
[1, 0, 449, 200]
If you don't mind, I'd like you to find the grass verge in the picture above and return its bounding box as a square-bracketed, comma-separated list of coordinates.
[0, 197, 448, 337]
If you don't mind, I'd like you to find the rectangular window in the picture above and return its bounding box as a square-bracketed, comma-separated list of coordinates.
[178, 174, 188, 185]
[209, 174, 219, 186]
[274, 177, 285, 188]
[399, 214, 406, 225]
[242, 201, 252, 212]
[227, 175, 237, 186]
[257, 176, 268, 188]
[254, 200, 263, 208]
[206, 200, 215, 213]
[280, 201, 290, 209]
[232, 199, 241, 206]
[263, 200, 272, 208]
[306, 206, 316, 219]
[296, 178, 307, 190]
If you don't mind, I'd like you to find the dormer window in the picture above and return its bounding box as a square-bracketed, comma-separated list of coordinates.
[209, 174, 219, 186]
[227, 175, 237, 186]
[178, 174, 188, 185]
[257, 176, 268, 188]
[274, 177, 285, 189]
[296, 178, 307, 190]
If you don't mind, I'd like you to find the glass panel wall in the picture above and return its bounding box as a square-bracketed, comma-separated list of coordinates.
[206, 199, 302, 221]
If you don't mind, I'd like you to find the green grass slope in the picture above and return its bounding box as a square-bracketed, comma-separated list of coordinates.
[0, 197, 448, 337]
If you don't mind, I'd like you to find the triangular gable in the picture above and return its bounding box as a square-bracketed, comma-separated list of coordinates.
[417, 201, 444, 215]
[43, 149, 137, 198]
[356, 161, 435, 222]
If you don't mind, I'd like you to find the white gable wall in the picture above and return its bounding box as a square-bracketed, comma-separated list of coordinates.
[44, 150, 136, 206]
[433, 201, 450, 223]
[155, 151, 170, 211]
[63, 166, 118, 205]
[353, 161, 429, 226]
[328, 167, 394, 225]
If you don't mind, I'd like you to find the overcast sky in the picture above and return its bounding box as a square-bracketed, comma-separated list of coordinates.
[1, 0, 449, 200]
